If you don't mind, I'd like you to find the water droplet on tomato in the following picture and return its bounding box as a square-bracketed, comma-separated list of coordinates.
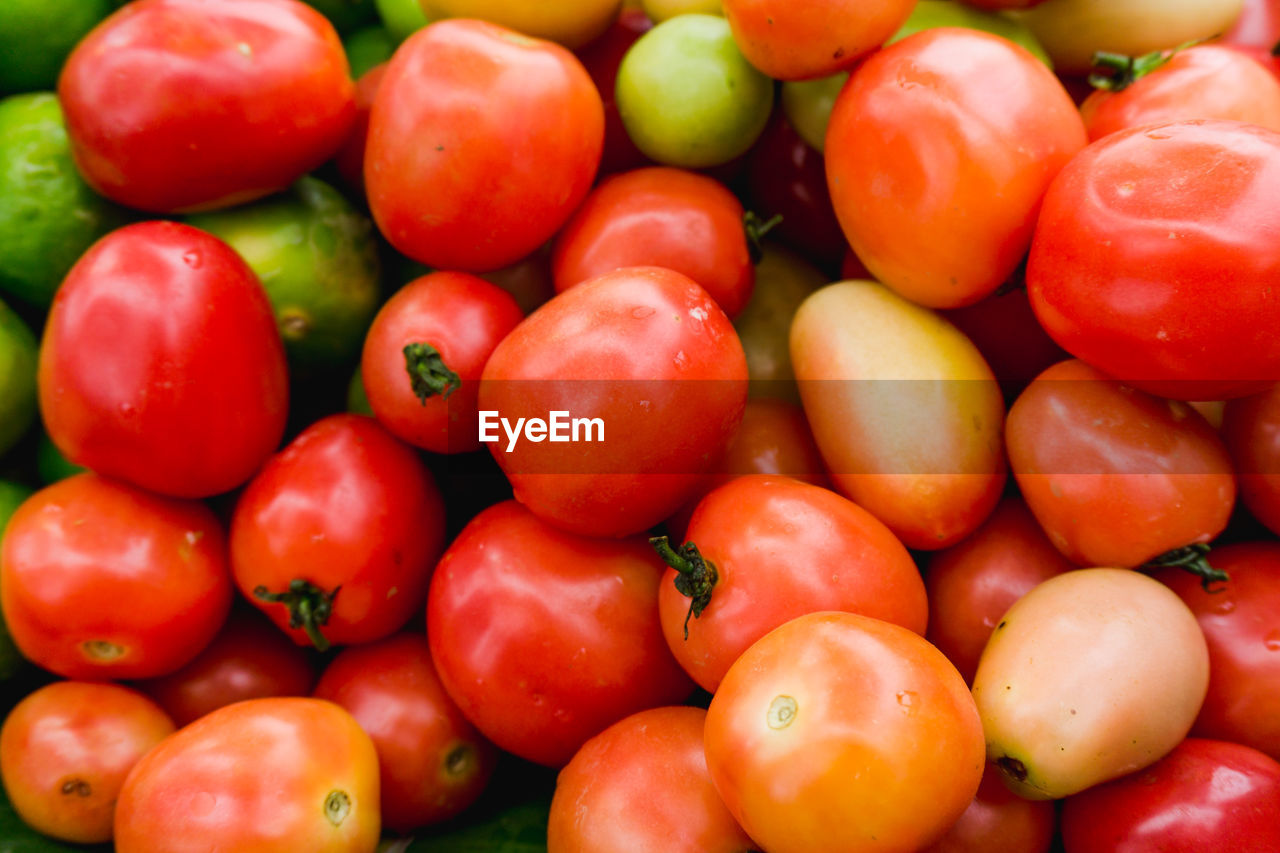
[896, 690, 917, 711]
[182, 249, 202, 268]
[1264, 630, 1280, 651]
[1212, 598, 1236, 615]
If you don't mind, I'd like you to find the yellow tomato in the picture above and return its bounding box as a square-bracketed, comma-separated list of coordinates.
[421, 0, 622, 48]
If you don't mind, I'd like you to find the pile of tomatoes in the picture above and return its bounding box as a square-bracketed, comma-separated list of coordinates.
[2, 0, 1280, 850]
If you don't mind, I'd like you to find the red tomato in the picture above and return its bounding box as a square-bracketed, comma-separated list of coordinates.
[1080, 45, 1280, 142]
[922, 766, 1056, 853]
[0, 473, 232, 680]
[1223, 0, 1280, 47]
[941, 287, 1069, 398]
[656, 474, 927, 692]
[1061, 738, 1280, 852]
[313, 634, 496, 832]
[721, 0, 916, 80]
[547, 706, 756, 853]
[334, 62, 387, 193]
[134, 609, 317, 727]
[1007, 360, 1236, 569]
[704, 611, 985, 853]
[1027, 119, 1280, 400]
[426, 501, 693, 767]
[361, 272, 524, 454]
[1222, 384, 1280, 536]
[58, 0, 355, 213]
[826, 28, 1086, 308]
[113, 698, 380, 852]
[230, 414, 446, 650]
[366, 18, 603, 271]
[574, 5, 653, 175]
[925, 497, 1074, 684]
[0, 682, 175, 844]
[1154, 543, 1280, 761]
[552, 167, 754, 318]
[38, 221, 288, 499]
[478, 266, 747, 539]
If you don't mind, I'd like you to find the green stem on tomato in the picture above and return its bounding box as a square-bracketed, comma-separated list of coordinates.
[1087, 38, 1205, 92]
[403, 342, 461, 404]
[743, 211, 783, 265]
[1143, 543, 1229, 593]
[650, 535, 718, 641]
[253, 579, 340, 651]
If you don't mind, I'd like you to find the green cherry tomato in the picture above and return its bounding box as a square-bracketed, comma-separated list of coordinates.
[375, 0, 430, 42]
[781, 73, 847, 153]
[616, 14, 773, 168]
[0, 299, 37, 458]
[0, 0, 113, 94]
[343, 24, 396, 77]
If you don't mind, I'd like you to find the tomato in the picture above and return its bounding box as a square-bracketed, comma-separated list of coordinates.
[1, 473, 232, 680]
[1222, 384, 1280, 536]
[1224, 0, 1280, 47]
[1080, 45, 1280, 142]
[888, 1, 1053, 66]
[58, 0, 355, 213]
[1027, 120, 1280, 400]
[925, 497, 1074, 684]
[826, 28, 1086, 309]
[334, 62, 385, 193]
[421, 0, 621, 48]
[721, 0, 916, 80]
[704, 611, 985, 853]
[361, 272, 524, 454]
[655, 474, 926, 692]
[366, 18, 603, 271]
[790, 280, 1006, 549]
[1006, 359, 1235, 569]
[38, 221, 288, 499]
[114, 697, 380, 852]
[477, 245, 558, 316]
[940, 285, 1069, 398]
[552, 167, 754, 318]
[1061, 738, 1280, 852]
[134, 609, 317, 727]
[0, 682, 174, 844]
[574, 6, 653, 175]
[547, 706, 756, 853]
[478, 266, 747, 539]
[1154, 543, 1280, 761]
[922, 766, 1056, 853]
[230, 414, 446, 650]
[426, 501, 693, 767]
[313, 633, 496, 832]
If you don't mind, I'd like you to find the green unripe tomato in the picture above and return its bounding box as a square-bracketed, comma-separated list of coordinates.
[375, 0, 430, 42]
[0, 300, 37, 458]
[343, 25, 396, 78]
[616, 14, 773, 168]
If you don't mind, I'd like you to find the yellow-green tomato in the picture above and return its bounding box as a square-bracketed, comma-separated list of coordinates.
[972, 568, 1211, 800]
[643, 0, 722, 23]
[422, 0, 621, 48]
[1013, 0, 1245, 76]
[789, 280, 1006, 550]
[781, 73, 846, 153]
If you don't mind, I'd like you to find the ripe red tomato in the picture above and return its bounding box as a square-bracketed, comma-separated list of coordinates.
[1061, 738, 1280, 852]
[0, 682, 175, 845]
[704, 611, 985, 853]
[313, 633, 496, 832]
[547, 706, 756, 853]
[1006, 359, 1235, 569]
[113, 698, 380, 852]
[1027, 119, 1280, 400]
[361, 272, 524, 454]
[1222, 384, 1280, 536]
[1, 473, 232, 680]
[58, 0, 356, 213]
[426, 501, 693, 767]
[366, 18, 603, 271]
[656, 474, 927, 692]
[334, 62, 387, 193]
[478, 266, 747, 538]
[134, 609, 317, 727]
[552, 167, 754, 318]
[826, 28, 1086, 308]
[922, 766, 1056, 853]
[230, 414, 446, 650]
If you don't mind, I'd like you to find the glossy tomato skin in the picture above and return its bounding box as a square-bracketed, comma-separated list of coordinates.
[922, 766, 1055, 853]
[925, 498, 1074, 684]
[39, 221, 288, 499]
[361, 272, 524, 454]
[114, 698, 380, 853]
[660, 475, 927, 692]
[552, 167, 754, 318]
[0, 682, 175, 844]
[826, 28, 1086, 308]
[1222, 384, 1280, 536]
[231, 414, 446, 649]
[366, 18, 603, 271]
[1028, 119, 1280, 400]
[704, 611, 985, 853]
[1006, 359, 1235, 568]
[0, 473, 232, 680]
[58, 0, 356, 213]
[478, 266, 747, 539]
[547, 706, 756, 853]
[1154, 543, 1280, 761]
[426, 501, 693, 767]
[134, 608, 317, 727]
[1061, 738, 1280, 852]
[313, 634, 496, 832]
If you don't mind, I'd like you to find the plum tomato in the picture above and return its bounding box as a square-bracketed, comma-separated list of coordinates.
[922, 765, 1056, 853]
